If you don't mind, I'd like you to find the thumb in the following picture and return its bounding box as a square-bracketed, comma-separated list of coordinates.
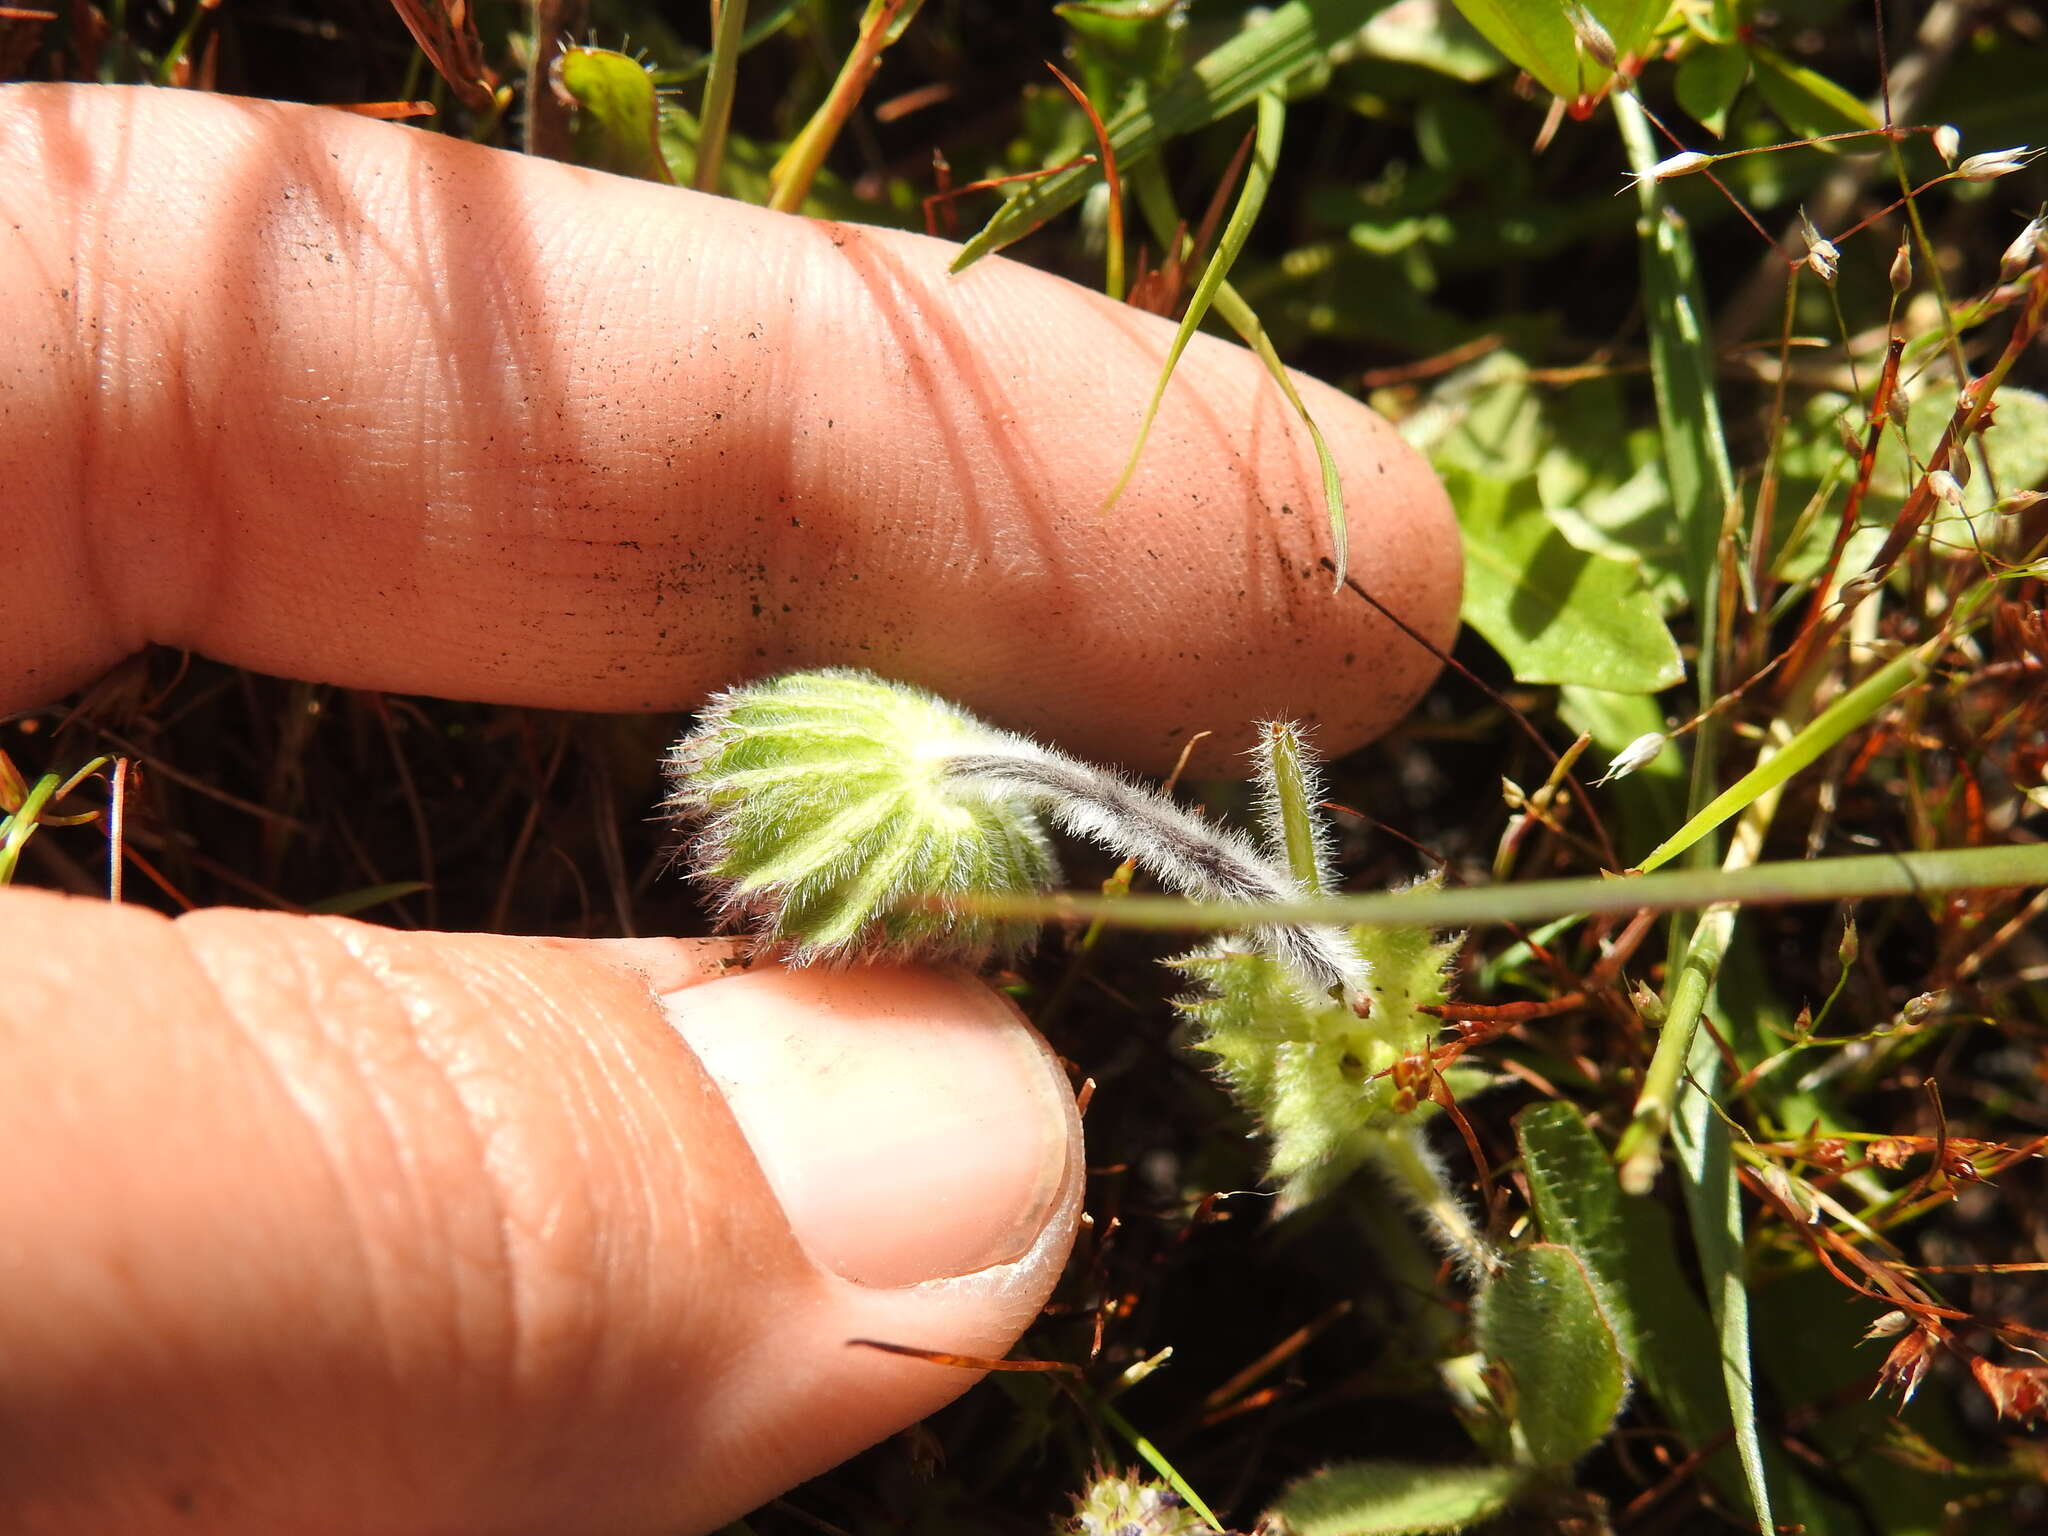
[0, 889, 1081, 1535]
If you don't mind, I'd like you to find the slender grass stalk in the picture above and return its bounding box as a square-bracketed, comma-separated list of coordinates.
[1084, 1392, 1226, 1533]
[693, 0, 750, 195]
[767, 0, 921, 214]
[948, 841, 2048, 933]
[1615, 780, 1782, 1197]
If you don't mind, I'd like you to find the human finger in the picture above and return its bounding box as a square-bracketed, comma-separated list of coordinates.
[2, 83, 1458, 773]
[0, 888, 1081, 1534]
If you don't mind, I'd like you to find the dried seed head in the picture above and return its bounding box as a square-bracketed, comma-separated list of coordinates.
[1932, 124, 1961, 165]
[1760, 1163, 1821, 1224]
[1889, 241, 1913, 294]
[1955, 146, 2041, 181]
[1999, 210, 2046, 283]
[1885, 385, 1911, 433]
[1864, 1309, 1913, 1341]
[1567, 2, 1618, 70]
[1838, 912, 1860, 968]
[1834, 569, 1884, 612]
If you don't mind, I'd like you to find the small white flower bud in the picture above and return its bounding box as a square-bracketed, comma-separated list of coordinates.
[1597, 731, 1667, 785]
[1889, 241, 1912, 294]
[1928, 469, 1966, 509]
[1633, 150, 1712, 185]
[2000, 212, 2045, 283]
[1932, 124, 1961, 165]
[1798, 208, 1839, 283]
[1955, 146, 2040, 182]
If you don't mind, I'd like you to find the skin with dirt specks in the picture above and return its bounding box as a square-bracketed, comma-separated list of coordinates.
[1, 84, 1461, 774]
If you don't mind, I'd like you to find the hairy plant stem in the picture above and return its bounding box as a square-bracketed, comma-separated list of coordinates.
[1368, 1127, 1500, 1279]
[946, 749, 1364, 1003]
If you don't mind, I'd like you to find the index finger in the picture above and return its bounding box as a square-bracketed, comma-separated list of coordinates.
[2, 84, 1458, 773]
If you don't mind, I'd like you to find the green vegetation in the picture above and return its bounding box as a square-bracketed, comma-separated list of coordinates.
[8, 0, 2047, 1530]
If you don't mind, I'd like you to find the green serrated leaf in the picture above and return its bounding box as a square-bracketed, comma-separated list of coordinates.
[552, 46, 674, 184]
[1749, 44, 1879, 144]
[1274, 1460, 1530, 1535]
[1449, 466, 1685, 693]
[1474, 1244, 1627, 1468]
[1675, 41, 1747, 136]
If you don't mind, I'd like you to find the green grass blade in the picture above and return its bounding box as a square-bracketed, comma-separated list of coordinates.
[1671, 1015, 1775, 1531]
[1636, 638, 1939, 872]
[1614, 90, 1735, 642]
[1612, 86, 1766, 1528]
[307, 881, 435, 916]
[1211, 283, 1350, 588]
[1087, 1394, 1226, 1532]
[1098, 91, 1285, 517]
[948, 840, 2048, 934]
[1132, 161, 1349, 584]
[0, 771, 66, 884]
[952, 0, 1384, 270]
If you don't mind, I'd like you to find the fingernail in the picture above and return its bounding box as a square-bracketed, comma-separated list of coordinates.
[660, 966, 1075, 1288]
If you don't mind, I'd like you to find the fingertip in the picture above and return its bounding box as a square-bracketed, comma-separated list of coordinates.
[660, 962, 1082, 1292]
